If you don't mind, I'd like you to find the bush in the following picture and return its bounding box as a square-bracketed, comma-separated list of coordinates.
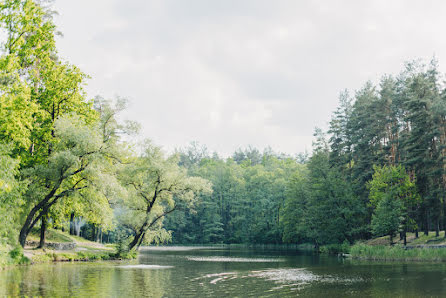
[8, 246, 29, 264]
[320, 241, 350, 255]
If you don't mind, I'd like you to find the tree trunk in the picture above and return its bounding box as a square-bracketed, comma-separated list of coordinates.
[91, 225, 96, 241]
[96, 226, 100, 242]
[403, 230, 407, 246]
[424, 211, 429, 236]
[18, 180, 63, 247]
[443, 198, 446, 238]
[436, 219, 440, 237]
[415, 229, 419, 238]
[128, 230, 143, 251]
[19, 205, 46, 247]
[69, 212, 75, 235]
[38, 216, 47, 249]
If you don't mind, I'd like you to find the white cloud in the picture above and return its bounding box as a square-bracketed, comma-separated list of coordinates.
[53, 0, 446, 156]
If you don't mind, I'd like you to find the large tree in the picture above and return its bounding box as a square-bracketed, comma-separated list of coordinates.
[18, 112, 123, 247]
[119, 142, 211, 251]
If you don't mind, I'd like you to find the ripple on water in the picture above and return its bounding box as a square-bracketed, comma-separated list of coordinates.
[117, 265, 173, 269]
[186, 256, 283, 262]
[247, 268, 364, 291]
[140, 246, 215, 251]
[248, 268, 318, 283]
[193, 268, 363, 291]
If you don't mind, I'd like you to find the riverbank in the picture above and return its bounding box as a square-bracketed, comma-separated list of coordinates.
[1, 229, 136, 268]
[349, 243, 446, 261]
[347, 231, 446, 261]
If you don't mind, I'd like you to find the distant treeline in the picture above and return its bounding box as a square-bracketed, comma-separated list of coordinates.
[166, 60, 446, 247]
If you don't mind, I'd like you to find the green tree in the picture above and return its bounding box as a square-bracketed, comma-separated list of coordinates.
[368, 165, 420, 245]
[371, 196, 404, 245]
[18, 114, 122, 247]
[119, 142, 212, 251]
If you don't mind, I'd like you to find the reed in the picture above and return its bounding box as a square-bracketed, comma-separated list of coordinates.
[350, 243, 446, 261]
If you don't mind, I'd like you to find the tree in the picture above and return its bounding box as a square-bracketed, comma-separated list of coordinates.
[368, 165, 420, 245]
[119, 142, 212, 251]
[18, 114, 122, 247]
[371, 196, 404, 245]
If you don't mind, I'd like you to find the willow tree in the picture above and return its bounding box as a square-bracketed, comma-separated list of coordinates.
[18, 114, 124, 247]
[119, 142, 212, 251]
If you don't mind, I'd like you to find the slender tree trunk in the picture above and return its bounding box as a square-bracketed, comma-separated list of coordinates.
[91, 225, 96, 241]
[96, 226, 100, 242]
[443, 198, 446, 238]
[38, 216, 47, 249]
[436, 219, 440, 237]
[403, 229, 407, 246]
[425, 211, 429, 236]
[415, 228, 419, 238]
[70, 212, 75, 235]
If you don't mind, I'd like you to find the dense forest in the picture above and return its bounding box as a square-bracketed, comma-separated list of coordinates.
[166, 59, 446, 247]
[0, 1, 445, 256]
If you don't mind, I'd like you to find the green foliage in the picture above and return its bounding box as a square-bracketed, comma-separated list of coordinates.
[320, 241, 351, 255]
[0, 143, 23, 245]
[165, 147, 301, 245]
[368, 165, 420, 243]
[282, 145, 365, 247]
[118, 141, 212, 250]
[371, 196, 403, 242]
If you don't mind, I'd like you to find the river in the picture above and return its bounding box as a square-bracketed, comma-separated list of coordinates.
[1, 246, 446, 297]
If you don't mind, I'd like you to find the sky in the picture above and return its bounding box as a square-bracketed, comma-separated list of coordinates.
[52, 0, 446, 156]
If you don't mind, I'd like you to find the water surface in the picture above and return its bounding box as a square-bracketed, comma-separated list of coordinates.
[1, 246, 446, 297]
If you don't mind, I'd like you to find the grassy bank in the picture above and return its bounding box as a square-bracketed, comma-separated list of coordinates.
[350, 243, 446, 261]
[348, 231, 446, 261]
[1, 228, 136, 268]
[0, 246, 30, 268]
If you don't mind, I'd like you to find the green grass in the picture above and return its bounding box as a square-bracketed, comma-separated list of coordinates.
[408, 231, 446, 245]
[365, 231, 446, 246]
[22, 228, 135, 264]
[350, 243, 446, 261]
[28, 228, 74, 243]
[0, 245, 30, 268]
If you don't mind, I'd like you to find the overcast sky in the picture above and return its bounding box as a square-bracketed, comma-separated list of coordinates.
[52, 0, 446, 156]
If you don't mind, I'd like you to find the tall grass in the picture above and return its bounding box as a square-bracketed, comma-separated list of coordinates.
[0, 245, 29, 268]
[350, 243, 446, 261]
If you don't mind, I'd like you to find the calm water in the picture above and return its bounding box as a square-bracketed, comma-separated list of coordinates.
[1, 246, 446, 297]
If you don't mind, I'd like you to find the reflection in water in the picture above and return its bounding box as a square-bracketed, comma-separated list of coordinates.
[2, 247, 446, 297]
[117, 264, 173, 269]
[0, 263, 172, 297]
[186, 256, 283, 262]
